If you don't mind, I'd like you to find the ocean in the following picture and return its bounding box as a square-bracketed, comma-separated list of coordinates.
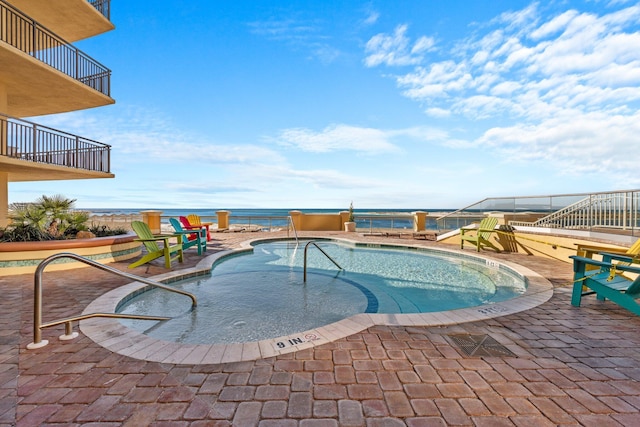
[85, 208, 457, 231]
[84, 208, 451, 217]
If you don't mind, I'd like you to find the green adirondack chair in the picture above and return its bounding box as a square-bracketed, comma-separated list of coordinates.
[570, 254, 640, 316]
[460, 217, 500, 252]
[169, 217, 207, 255]
[129, 221, 184, 269]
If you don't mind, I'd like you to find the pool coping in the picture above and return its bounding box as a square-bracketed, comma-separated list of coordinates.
[80, 237, 554, 365]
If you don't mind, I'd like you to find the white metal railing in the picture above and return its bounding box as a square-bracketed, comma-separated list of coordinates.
[510, 191, 640, 230]
[438, 189, 640, 235]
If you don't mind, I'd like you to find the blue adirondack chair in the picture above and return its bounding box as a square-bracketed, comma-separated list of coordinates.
[170, 217, 207, 255]
[570, 253, 640, 316]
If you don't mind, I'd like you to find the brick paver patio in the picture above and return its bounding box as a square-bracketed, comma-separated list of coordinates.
[2, 231, 640, 426]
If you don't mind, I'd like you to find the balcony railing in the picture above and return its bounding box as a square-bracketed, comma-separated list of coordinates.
[0, 115, 111, 173]
[0, 0, 111, 97]
[88, 0, 111, 20]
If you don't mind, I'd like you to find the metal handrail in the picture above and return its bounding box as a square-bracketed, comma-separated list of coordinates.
[1, 114, 111, 173]
[303, 241, 343, 282]
[288, 215, 299, 244]
[0, 0, 111, 96]
[27, 252, 197, 349]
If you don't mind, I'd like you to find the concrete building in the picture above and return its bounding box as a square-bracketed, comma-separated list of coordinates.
[0, 0, 115, 226]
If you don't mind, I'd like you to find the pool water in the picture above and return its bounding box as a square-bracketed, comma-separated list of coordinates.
[118, 240, 526, 344]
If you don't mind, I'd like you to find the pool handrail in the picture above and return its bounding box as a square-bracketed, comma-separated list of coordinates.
[303, 241, 343, 282]
[288, 215, 299, 244]
[27, 252, 197, 349]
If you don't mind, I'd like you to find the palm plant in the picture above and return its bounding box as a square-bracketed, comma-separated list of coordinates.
[6, 194, 88, 239]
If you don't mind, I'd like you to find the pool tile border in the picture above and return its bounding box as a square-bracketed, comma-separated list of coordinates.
[80, 238, 554, 365]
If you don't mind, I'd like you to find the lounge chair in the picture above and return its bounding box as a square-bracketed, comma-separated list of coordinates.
[460, 217, 500, 252]
[129, 221, 183, 269]
[180, 215, 213, 241]
[570, 253, 640, 316]
[413, 230, 438, 240]
[170, 217, 207, 255]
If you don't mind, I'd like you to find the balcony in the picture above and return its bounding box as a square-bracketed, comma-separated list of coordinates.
[0, 0, 114, 116]
[0, 114, 114, 181]
[7, 0, 113, 42]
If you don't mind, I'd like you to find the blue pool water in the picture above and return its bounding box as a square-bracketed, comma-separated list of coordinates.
[118, 240, 526, 344]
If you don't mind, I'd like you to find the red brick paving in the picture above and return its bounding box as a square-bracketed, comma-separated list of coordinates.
[2, 231, 640, 426]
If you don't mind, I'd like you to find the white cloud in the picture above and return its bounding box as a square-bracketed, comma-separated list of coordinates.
[273, 124, 397, 153]
[272, 124, 443, 154]
[425, 107, 451, 118]
[363, 10, 380, 25]
[248, 17, 342, 64]
[367, 2, 640, 189]
[475, 110, 640, 184]
[364, 24, 435, 67]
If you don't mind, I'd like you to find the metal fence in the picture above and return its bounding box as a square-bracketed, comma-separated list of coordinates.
[0, 115, 111, 173]
[0, 0, 111, 96]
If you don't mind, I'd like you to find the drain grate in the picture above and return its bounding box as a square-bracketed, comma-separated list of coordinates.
[448, 334, 515, 357]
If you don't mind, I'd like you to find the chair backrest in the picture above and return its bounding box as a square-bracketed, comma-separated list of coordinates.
[187, 214, 202, 226]
[169, 217, 184, 232]
[131, 221, 160, 253]
[179, 216, 192, 228]
[478, 217, 499, 239]
[626, 238, 640, 255]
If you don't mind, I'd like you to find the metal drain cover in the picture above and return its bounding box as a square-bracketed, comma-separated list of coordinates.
[448, 334, 515, 357]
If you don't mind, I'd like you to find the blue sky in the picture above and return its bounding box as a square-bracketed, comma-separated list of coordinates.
[13, 0, 640, 209]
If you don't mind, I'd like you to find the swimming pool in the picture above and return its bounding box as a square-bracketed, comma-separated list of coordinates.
[116, 240, 526, 344]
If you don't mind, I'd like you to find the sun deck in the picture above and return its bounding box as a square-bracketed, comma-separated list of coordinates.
[3, 231, 640, 425]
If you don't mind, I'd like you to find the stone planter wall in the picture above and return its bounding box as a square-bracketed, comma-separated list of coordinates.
[0, 234, 141, 276]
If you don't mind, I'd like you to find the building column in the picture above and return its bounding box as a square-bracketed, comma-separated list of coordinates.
[0, 82, 7, 155]
[140, 210, 162, 234]
[413, 211, 427, 232]
[216, 210, 230, 230]
[0, 83, 9, 227]
[0, 172, 8, 227]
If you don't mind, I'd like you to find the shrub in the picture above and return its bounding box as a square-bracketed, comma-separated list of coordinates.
[88, 224, 129, 237]
[1, 195, 126, 242]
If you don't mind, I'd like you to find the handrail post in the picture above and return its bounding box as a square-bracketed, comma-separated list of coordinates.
[29, 269, 47, 349]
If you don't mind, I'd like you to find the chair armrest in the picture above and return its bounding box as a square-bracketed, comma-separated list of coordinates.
[182, 225, 201, 230]
[570, 255, 640, 274]
[135, 234, 181, 243]
[460, 226, 475, 236]
[575, 244, 628, 257]
[172, 229, 206, 237]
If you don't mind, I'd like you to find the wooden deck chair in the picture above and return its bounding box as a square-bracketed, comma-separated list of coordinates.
[570, 254, 640, 316]
[129, 221, 183, 269]
[180, 215, 212, 241]
[170, 218, 207, 255]
[187, 214, 212, 241]
[576, 237, 640, 259]
[460, 217, 500, 252]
